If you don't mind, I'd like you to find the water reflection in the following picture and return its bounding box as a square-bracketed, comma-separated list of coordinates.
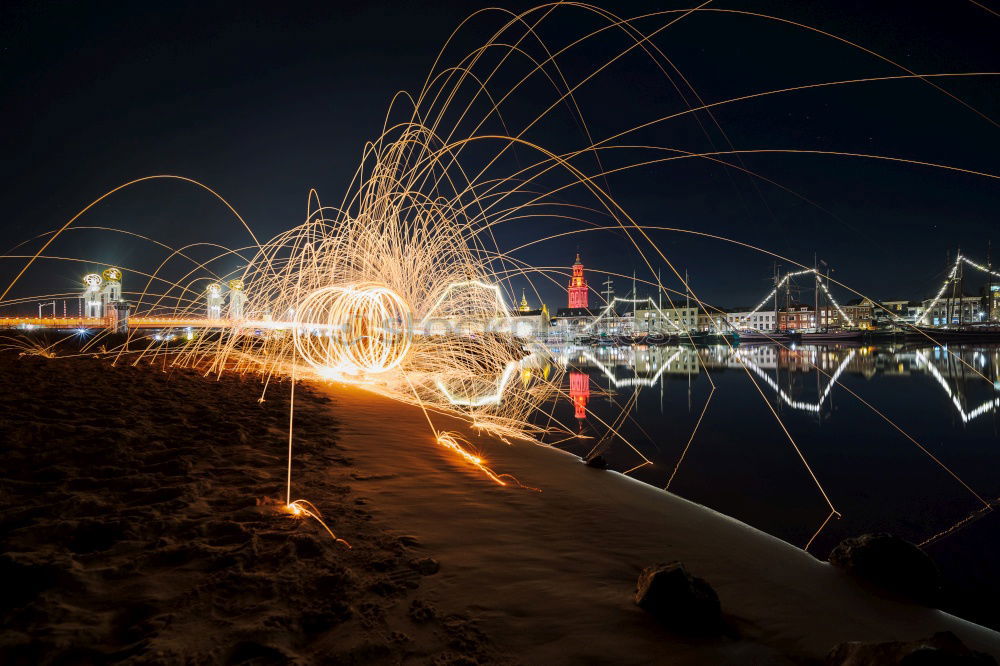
[538, 342, 1000, 628]
[555, 343, 1000, 425]
[539, 342, 1000, 549]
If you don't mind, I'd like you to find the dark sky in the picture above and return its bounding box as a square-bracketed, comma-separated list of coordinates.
[2, 0, 997, 312]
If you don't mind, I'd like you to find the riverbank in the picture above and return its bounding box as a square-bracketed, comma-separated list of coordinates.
[319, 380, 1000, 664]
[1, 347, 998, 664]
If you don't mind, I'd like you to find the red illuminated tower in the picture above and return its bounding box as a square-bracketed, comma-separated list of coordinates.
[568, 252, 588, 308]
[569, 371, 590, 420]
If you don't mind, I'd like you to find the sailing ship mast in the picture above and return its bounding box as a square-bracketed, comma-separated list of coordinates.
[773, 262, 780, 331]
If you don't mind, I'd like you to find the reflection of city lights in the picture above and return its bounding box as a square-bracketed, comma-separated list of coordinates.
[581, 348, 683, 388]
[738, 348, 855, 413]
[914, 351, 999, 423]
[435, 360, 519, 406]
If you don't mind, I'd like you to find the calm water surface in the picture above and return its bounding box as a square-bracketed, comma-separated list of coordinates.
[538, 342, 1000, 627]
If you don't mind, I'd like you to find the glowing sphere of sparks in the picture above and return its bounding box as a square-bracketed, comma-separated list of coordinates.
[293, 283, 413, 377]
[83, 273, 103, 289]
[228, 278, 244, 291]
[102, 267, 122, 282]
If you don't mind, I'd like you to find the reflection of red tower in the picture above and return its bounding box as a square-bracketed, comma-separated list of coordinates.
[569, 371, 590, 420]
[568, 253, 588, 308]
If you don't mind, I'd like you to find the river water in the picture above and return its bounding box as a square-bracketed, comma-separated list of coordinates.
[538, 342, 1000, 628]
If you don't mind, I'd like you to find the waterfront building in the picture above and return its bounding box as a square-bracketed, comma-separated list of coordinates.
[673, 304, 700, 331]
[696, 310, 730, 332]
[921, 293, 987, 325]
[553, 253, 595, 336]
[552, 307, 595, 336]
[727, 309, 778, 331]
[568, 252, 588, 309]
[873, 299, 910, 326]
[843, 298, 874, 329]
[778, 304, 815, 331]
[632, 303, 686, 334]
[776, 303, 865, 330]
[816, 306, 840, 328]
[634, 300, 698, 332]
[510, 290, 550, 338]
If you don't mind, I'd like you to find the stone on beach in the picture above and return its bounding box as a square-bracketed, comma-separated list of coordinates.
[829, 533, 940, 605]
[634, 562, 722, 633]
[826, 631, 996, 665]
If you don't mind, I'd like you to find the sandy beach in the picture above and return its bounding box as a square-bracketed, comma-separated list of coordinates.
[2, 348, 999, 664]
[0, 350, 498, 664]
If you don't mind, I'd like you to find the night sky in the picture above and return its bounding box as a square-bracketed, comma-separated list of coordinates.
[2, 1, 997, 312]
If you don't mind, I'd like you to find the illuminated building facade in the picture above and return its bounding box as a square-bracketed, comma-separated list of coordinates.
[568, 253, 588, 308]
[82, 273, 103, 318]
[206, 283, 224, 319]
[227, 279, 246, 319]
[842, 298, 874, 329]
[921, 294, 987, 325]
[80, 267, 125, 320]
[726, 308, 777, 331]
[553, 254, 596, 336]
[509, 290, 550, 337]
[778, 304, 815, 331]
[100, 268, 122, 314]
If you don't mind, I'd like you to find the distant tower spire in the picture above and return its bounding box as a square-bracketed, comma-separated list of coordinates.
[568, 252, 589, 309]
[519, 289, 530, 312]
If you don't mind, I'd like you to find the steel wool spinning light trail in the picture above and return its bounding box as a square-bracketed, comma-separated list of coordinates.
[2, 4, 999, 549]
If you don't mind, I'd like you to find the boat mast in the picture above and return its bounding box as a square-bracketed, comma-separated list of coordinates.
[657, 267, 662, 310]
[945, 249, 952, 326]
[826, 264, 832, 328]
[773, 262, 780, 331]
[988, 240, 994, 322]
[784, 268, 791, 328]
[685, 269, 690, 332]
[956, 247, 964, 326]
[814, 253, 819, 331]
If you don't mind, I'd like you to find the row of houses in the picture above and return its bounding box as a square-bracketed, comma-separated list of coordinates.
[535, 299, 875, 335]
[441, 255, 1000, 337]
[513, 290, 998, 337]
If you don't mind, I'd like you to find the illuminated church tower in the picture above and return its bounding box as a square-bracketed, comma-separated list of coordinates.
[568, 253, 588, 308]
